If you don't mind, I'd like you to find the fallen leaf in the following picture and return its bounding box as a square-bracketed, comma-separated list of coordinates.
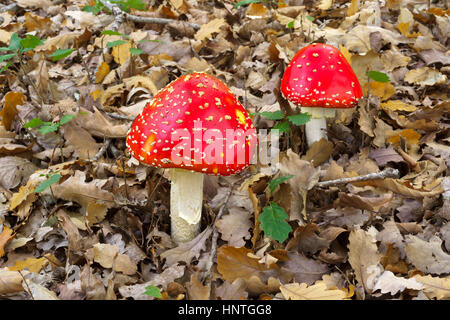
[301, 139, 334, 167]
[195, 18, 226, 41]
[1, 92, 26, 130]
[0, 225, 15, 257]
[217, 246, 277, 282]
[414, 275, 450, 300]
[186, 274, 209, 300]
[348, 227, 381, 292]
[160, 227, 212, 266]
[0, 267, 27, 294]
[372, 271, 423, 295]
[215, 207, 252, 247]
[405, 235, 450, 275]
[95, 62, 110, 84]
[404, 67, 448, 86]
[215, 278, 248, 300]
[280, 282, 347, 300]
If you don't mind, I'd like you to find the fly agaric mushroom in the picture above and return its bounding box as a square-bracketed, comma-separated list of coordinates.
[126, 73, 257, 244]
[281, 43, 362, 147]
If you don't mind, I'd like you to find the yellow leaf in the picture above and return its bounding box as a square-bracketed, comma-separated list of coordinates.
[380, 100, 417, 112]
[195, 18, 226, 41]
[95, 61, 110, 84]
[112, 41, 131, 65]
[247, 3, 269, 18]
[347, 0, 358, 16]
[24, 12, 51, 32]
[397, 22, 421, 38]
[364, 81, 395, 101]
[90, 89, 103, 101]
[8, 257, 49, 273]
[280, 282, 347, 300]
[338, 45, 352, 65]
[9, 182, 35, 211]
[86, 201, 108, 226]
[0, 226, 15, 257]
[1, 92, 26, 131]
[386, 129, 421, 146]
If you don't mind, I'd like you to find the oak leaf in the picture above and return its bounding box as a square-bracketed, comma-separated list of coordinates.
[280, 282, 347, 300]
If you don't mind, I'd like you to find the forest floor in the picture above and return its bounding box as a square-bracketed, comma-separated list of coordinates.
[0, 0, 449, 300]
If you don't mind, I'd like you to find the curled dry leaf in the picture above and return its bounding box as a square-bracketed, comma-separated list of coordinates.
[405, 235, 450, 275]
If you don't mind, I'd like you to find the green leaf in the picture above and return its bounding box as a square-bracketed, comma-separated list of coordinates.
[34, 173, 62, 193]
[273, 121, 290, 133]
[259, 202, 292, 242]
[101, 30, 124, 36]
[0, 53, 16, 63]
[0, 47, 12, 51]
[286, 113, 311, 125]
[234, 0, 261, 8]
[366, 70, 390, 83]
[306, 15, 315, 21]
[38, 122, 59, 135]
[144, 285, 162, 298]
[129, 47, 143, 55]
[287, 20, 295, 28]
[0, 61, 12, 73]
[59, 114, 77, 125]
[20, 35, 43, 51]
[268, 175, 294, 193]
[49, 48, 74, 61]
[106, 40, 128, 48]
[8, 33, 21, 52]
[124, 0, 146, 10]
[24, 118, 45, 129]
[82, 0, 104, 14]
[251, 110, 285, 120]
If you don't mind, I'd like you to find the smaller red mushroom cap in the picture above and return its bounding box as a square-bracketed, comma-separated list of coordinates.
[126, 73, 257, 176]
[281, 43, 363, 108]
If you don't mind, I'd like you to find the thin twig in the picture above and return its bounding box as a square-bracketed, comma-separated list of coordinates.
[93, 138, 112, 161]
[315, 167, 400, 188]
[18, 271, 34, 300]
[105, 112, 135, 121]
[97, 0, 200, 30]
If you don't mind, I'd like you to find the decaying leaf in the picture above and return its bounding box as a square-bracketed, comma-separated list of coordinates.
[280, 282, 347, 300]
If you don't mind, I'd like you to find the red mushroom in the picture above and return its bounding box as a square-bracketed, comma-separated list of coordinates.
[126, 73, 257, 243]
[281, 43, 363, 147]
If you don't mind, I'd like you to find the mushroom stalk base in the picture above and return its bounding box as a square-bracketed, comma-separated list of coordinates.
[301, 107, 336, 148]
[170, 168, 204, 244]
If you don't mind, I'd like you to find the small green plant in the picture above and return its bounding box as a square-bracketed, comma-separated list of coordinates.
[144, 285, 162, 298]
[83, 0, 146, 14]
[251, 110, 311, 133]
[34, 173, 62, 193]
[258, 175, 294, 242]
[24, 114, 79, 135]
[0, 33, 44, 73]
[101, 30, 161, 57]
[259, 201, 292, 243]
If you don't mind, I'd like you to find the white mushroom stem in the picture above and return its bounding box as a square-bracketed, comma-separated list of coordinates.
[170, 168, 204, 244]
[301, 106, 336, 147]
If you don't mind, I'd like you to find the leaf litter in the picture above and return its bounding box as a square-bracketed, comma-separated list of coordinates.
[0, 0, 448, 300]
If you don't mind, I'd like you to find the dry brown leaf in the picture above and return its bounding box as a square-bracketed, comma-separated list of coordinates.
[215, 207, 251, 247]
[301, 139, 334, 167]
[1, 92, 26, 130]
[186, 274, 210, 300]
[404, 67, 447, 86]
[64, 124, 101, 160]
[86, 201, 108, 226]
[280, 251, 329, 285]
[73, 107, 129, 138]
[112, 41, 131, 65]
[405, 235, 450, 275]
[414, 275, 450, 300]
[195, 18, 226, 41]
[348, 227, 381, 292]
[0, 156, 38, 191]
[280, 282, 347, 300]
[215, 278, 248, 300]
[160, 227, 212, 266]
[380, 100, 417, 112]
[217, 246, 276, 282]
[0, 267, 27, 294]
[0, 225, 15, 258]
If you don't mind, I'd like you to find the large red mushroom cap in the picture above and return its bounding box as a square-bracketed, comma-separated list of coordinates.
[126, 73, 257, 176]
[281, 43, 363, 108]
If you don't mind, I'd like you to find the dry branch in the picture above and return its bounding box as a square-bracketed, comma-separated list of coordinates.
[315, 168, 400, 188]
